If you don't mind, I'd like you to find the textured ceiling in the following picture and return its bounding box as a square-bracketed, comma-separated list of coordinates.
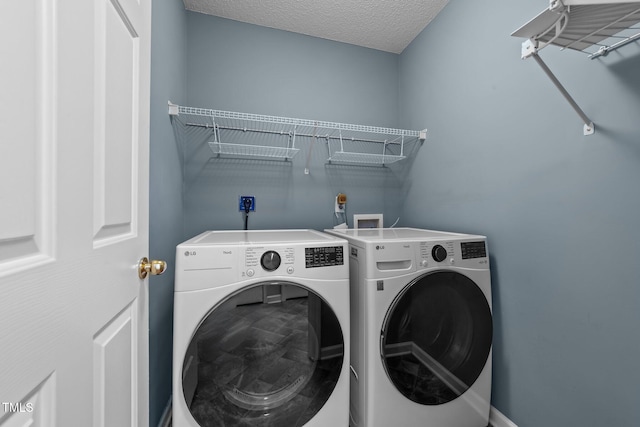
[183, 0, 450, 54]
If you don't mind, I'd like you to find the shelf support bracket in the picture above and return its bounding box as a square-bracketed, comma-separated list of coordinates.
[168, 101, 179, 116]
[531, 53, 595, 135]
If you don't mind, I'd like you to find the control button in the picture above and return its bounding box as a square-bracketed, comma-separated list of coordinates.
[287, 266, 294, 274]
[419, 260, 428, 267]
[431, 245, 448, 262]
[246, 269, 255, 277]
[261, 250, 281, 272]
[449, 258, 455, 265]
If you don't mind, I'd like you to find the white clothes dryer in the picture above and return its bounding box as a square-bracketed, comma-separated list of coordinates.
[325, 228, 492, 427]
[173, 230, 350, 427]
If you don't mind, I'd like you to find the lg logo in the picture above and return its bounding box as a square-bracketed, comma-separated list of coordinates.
[375, 245, 385, 250]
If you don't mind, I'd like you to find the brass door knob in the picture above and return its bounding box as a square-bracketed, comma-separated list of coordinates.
[138, 257, 167, 279]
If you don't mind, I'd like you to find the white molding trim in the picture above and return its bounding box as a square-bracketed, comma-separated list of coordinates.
[490, 405, 518, 427]
[158, 396, 172, 427]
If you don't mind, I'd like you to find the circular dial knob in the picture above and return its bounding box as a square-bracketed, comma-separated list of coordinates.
[260, 250, 281, 272]
[431, 245, 448, 263]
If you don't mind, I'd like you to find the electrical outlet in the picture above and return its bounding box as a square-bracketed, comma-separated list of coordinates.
[239, 196, 255, 212]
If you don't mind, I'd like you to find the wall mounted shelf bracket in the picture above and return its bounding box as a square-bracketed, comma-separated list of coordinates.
[531, 52, 595, 135]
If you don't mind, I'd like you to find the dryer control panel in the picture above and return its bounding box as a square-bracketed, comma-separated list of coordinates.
[461, 241, 487, 259]
[416, 239, 489, 270]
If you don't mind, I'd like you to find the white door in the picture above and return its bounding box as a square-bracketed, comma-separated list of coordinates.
[0, 0, 153, 426]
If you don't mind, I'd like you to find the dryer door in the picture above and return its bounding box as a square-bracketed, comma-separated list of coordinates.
[380, 271, 492, 405]
[182, 281, 344, 426]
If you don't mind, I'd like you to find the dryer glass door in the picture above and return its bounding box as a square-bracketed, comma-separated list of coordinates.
[381, 271, 492, 405]
[182, 281, 344, 426]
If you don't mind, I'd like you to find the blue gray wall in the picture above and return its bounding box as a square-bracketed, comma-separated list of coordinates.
[399, 0, 640, 425]
[182, 12, 407, 238]
[149, 0, 188, 425]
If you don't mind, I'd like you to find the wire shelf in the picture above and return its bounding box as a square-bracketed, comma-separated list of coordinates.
[511, 0, 640, 135]
[176, 105, 423, 138]
[327, 151, 406, 165]
[512, 0, 640, 57]
[210, 142, 300, 160]
[169, 102, 427, 168]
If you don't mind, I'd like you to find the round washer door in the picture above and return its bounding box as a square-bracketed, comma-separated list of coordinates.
[381, 271, 492, 405]
[182, 281, 344, 426]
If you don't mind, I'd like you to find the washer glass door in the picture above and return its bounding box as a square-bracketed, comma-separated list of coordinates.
[381, 271, 492, 405]
[182, 281, 344, 426]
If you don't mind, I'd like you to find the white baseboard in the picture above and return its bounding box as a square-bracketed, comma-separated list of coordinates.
[158, 396, 172, 427]
[489, 405, 517, 427]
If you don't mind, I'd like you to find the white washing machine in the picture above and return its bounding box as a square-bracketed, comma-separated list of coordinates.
[324, 228, 492, 427]
[173, 230, 350, 427]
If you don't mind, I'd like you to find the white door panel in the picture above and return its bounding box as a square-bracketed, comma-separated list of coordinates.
[0, 0, 151, 425]
[0, 0, 55, 273]
[93, 0, 141, 246]
[93, 303, 138, 427]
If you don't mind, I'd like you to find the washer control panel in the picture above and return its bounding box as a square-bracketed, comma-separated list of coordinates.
[305, 246, 344, 268]
[175, 231, 349, 291]
[242, 244, 345, 278]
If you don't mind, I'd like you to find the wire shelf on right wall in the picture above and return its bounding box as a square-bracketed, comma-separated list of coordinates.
[511, 0, 640, 135]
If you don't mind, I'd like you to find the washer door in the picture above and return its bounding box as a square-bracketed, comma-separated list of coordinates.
[381, 271, 492, 405]
[183, 281, 344, 426]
